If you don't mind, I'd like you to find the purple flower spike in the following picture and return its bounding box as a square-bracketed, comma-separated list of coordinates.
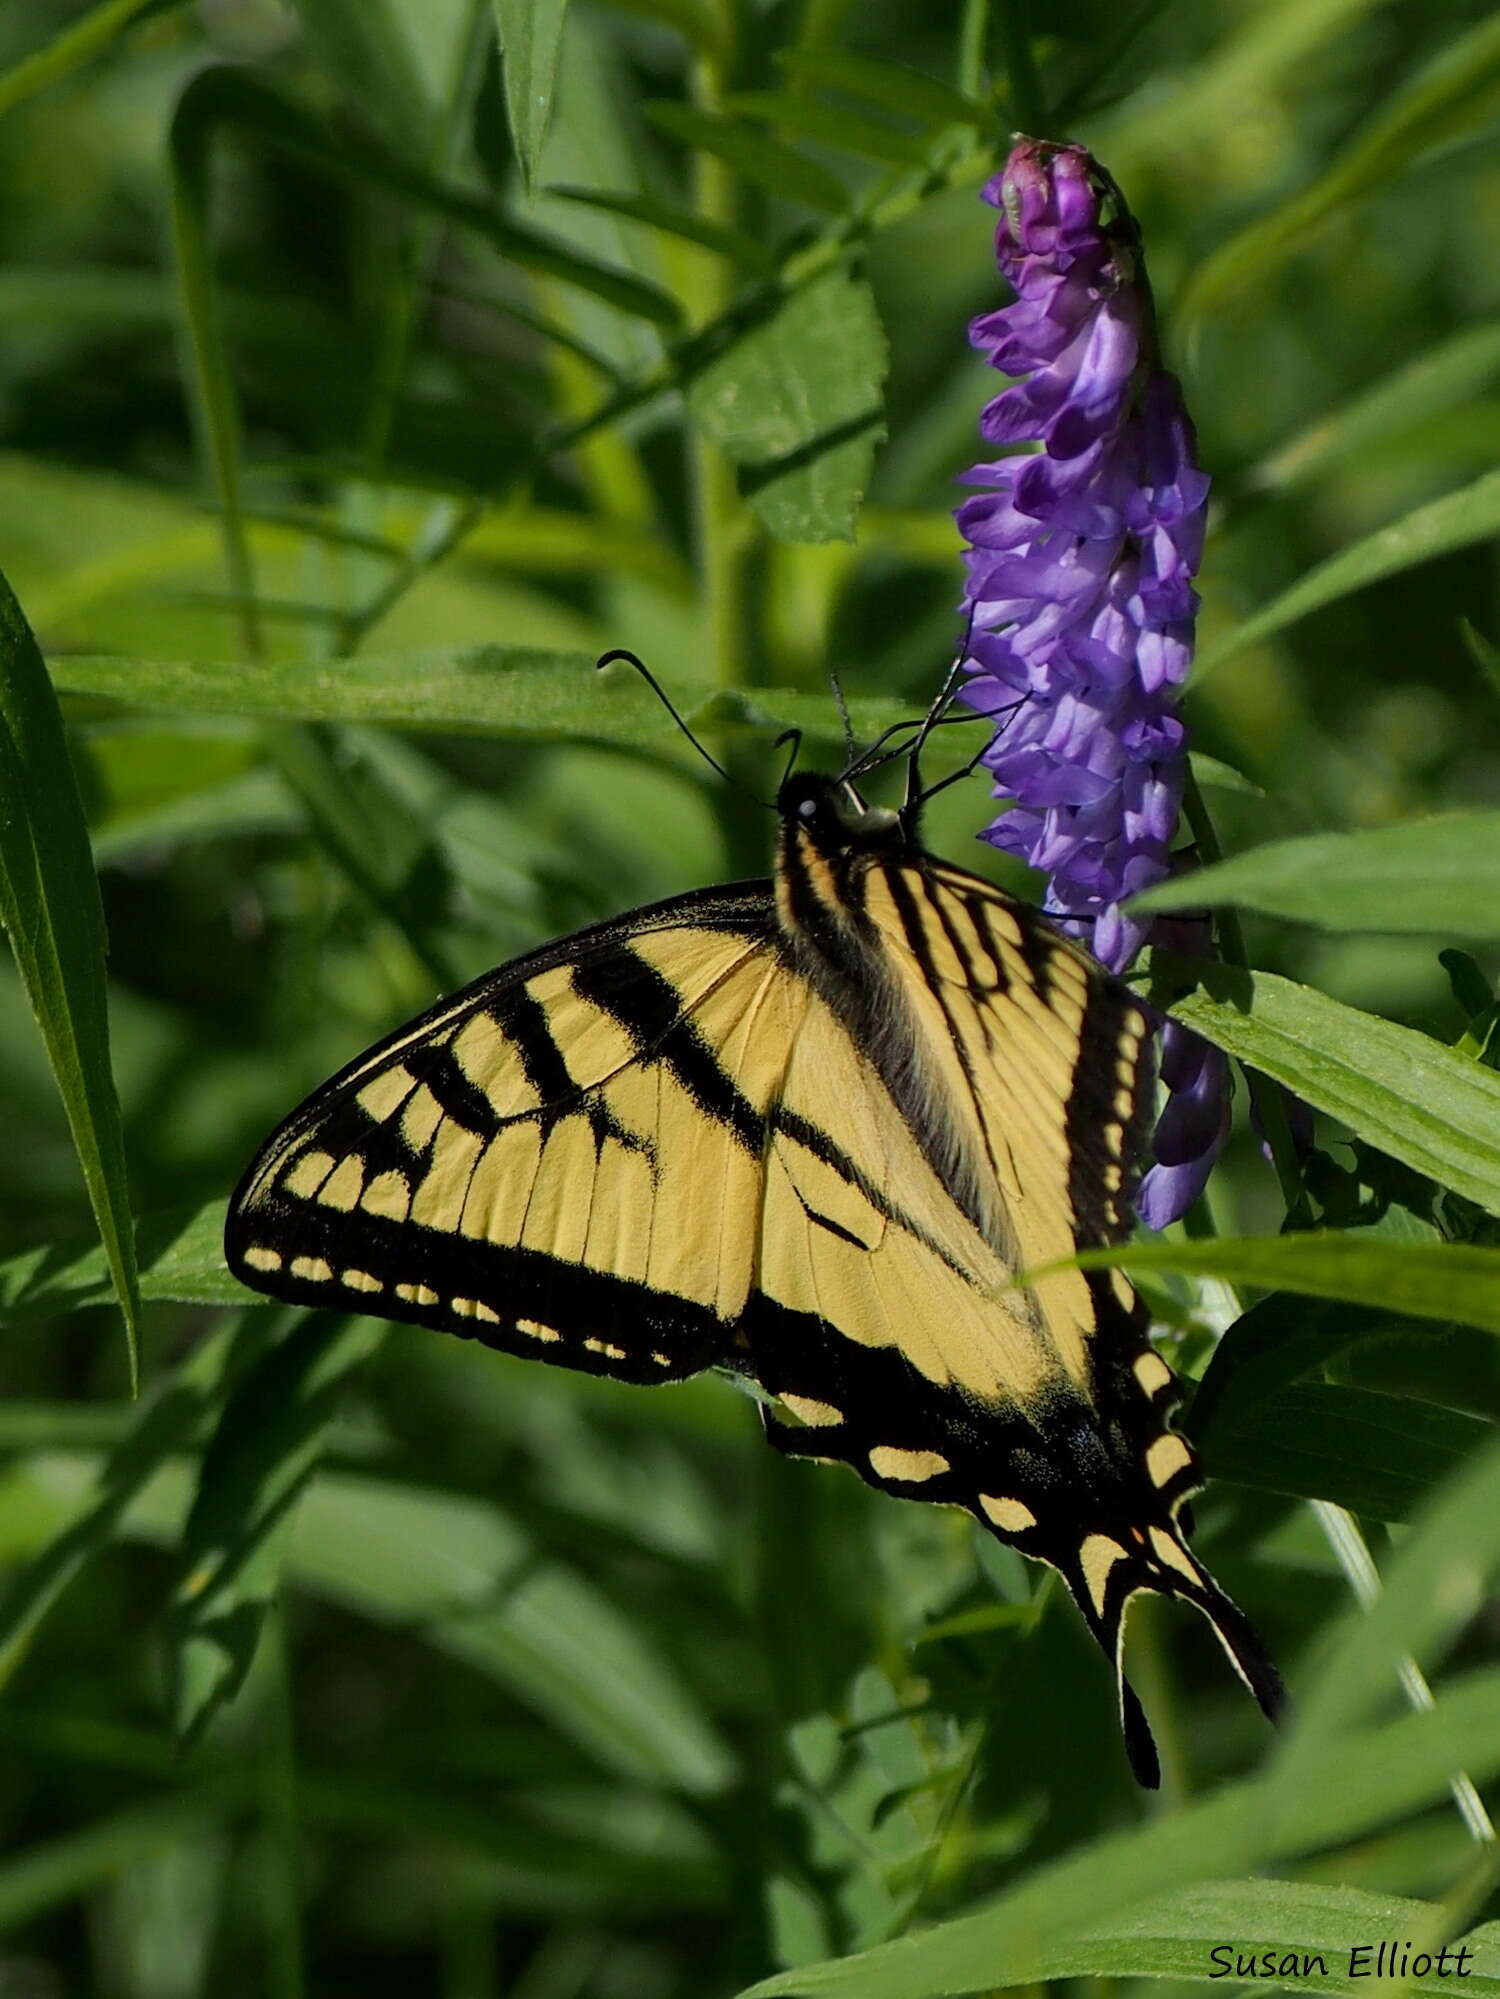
[956, 139, 1225, 1229]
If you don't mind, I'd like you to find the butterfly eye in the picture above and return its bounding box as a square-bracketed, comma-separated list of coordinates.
[798, 797, 818, 820]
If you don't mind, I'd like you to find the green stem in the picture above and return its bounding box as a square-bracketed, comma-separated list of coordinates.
[359, 0, 492, 478]
[1311, 1500, 1494, 1846]
[688, 31, 748, 690]
[260, 1598, 306, 1999]
[958, 0, 990, 100]
[999, 0, 1046, 134]
[1180, 765, 1310, 1225]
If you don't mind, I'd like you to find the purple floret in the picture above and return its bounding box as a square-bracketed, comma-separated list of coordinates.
[956, 138, 1227, 1227]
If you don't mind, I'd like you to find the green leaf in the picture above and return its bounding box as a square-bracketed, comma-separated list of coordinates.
[645, 103, 850, 215]
[1201, 1380, 1487, 1522]
[0, 563, 141, 1387]
[1252, 320, 1500, 491]
[171, 69, 683, 334]
[723, 92, 933, 167]
[684, 269, 888, 543]
[0, 0, 181, 120]
[1180, 12, 1500, 323]
[734, 1668, 1500, 1996]
[49, 646, 910, 746]
[0, 1798, 221, 1936]
[92, 766, 301, 866]
[991, 1881, 1500, 1995]
[1188, 750, 1265, 797]
[1064, 1234, 1500, 1337]
[0, 1201, 251, 1326]
[772, 51, 989, 129]
[0, 1329, 235, 1687]
[547, 185, 775, 272]
[283, 1474, 736, 1794]
[1199, 465, 1500, 675]
[169, 1314, 384, 1744]
[1132, 813, 1500, 936]
[1187, 1295, 1433, 1440]
[1289, 1429, 1500, 1744]
[1158, 964, 1500, 1216]
[492, 0, 570, 194]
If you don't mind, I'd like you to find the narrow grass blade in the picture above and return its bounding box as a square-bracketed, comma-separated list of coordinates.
[1199, 466, 1500, 676]
[0, 1328, 236, 1686]
[1180, 13, 1500, 325]
[47, 647, 911, 747]
[0, 0, 181, 119]
[0, 565, 141, 1386]
[1063, 1235, 1500, 1337]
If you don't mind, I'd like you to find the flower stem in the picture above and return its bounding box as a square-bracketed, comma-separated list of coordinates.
[1311, 1499, 1495, 1845]
[1180, 764, 1311, 1225]
[688, 30, 748, 691]
[958, 0, 990, 100]
[999, 0, 1046, 134]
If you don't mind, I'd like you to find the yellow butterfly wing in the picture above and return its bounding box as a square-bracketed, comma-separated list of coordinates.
[747, 845, 1282, 1783]
[226, 884, 802, 1381]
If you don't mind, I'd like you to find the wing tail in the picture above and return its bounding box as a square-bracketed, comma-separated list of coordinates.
[1043, 1522, 1283, 1787]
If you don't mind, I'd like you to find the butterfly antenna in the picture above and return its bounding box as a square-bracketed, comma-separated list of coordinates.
[597, 648, 733, 787]
[903, 606, 980, 818]
[772, 727, 803, 792]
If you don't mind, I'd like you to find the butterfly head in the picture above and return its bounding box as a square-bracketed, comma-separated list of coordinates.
[777, 774, 906, 859]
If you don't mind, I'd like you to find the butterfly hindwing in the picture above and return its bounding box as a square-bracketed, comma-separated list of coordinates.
[226, 884, 798, 1383]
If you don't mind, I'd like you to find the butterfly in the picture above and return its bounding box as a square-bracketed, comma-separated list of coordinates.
[225, 738, 1283, 1785]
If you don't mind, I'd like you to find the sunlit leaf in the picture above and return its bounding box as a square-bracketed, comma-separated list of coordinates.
[734, 1668, 1500, 1994]
[1157, 965, 1500, 1215]
[1132, 814, 1500, 936]
[49, 646, 910, 746]
[1063, 1233, 1500, 1336]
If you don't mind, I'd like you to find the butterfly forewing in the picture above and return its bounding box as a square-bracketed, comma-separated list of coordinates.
[226, 884, 795, 1382]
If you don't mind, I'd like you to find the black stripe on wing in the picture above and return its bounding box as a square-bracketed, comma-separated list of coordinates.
[1063, 973, 1155, 1249]
[571, 947, 766, 1153]
[233, 1197, 732, 1381]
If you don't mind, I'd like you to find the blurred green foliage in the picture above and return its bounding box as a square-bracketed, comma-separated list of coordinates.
[1, 0, 1500, 1992]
